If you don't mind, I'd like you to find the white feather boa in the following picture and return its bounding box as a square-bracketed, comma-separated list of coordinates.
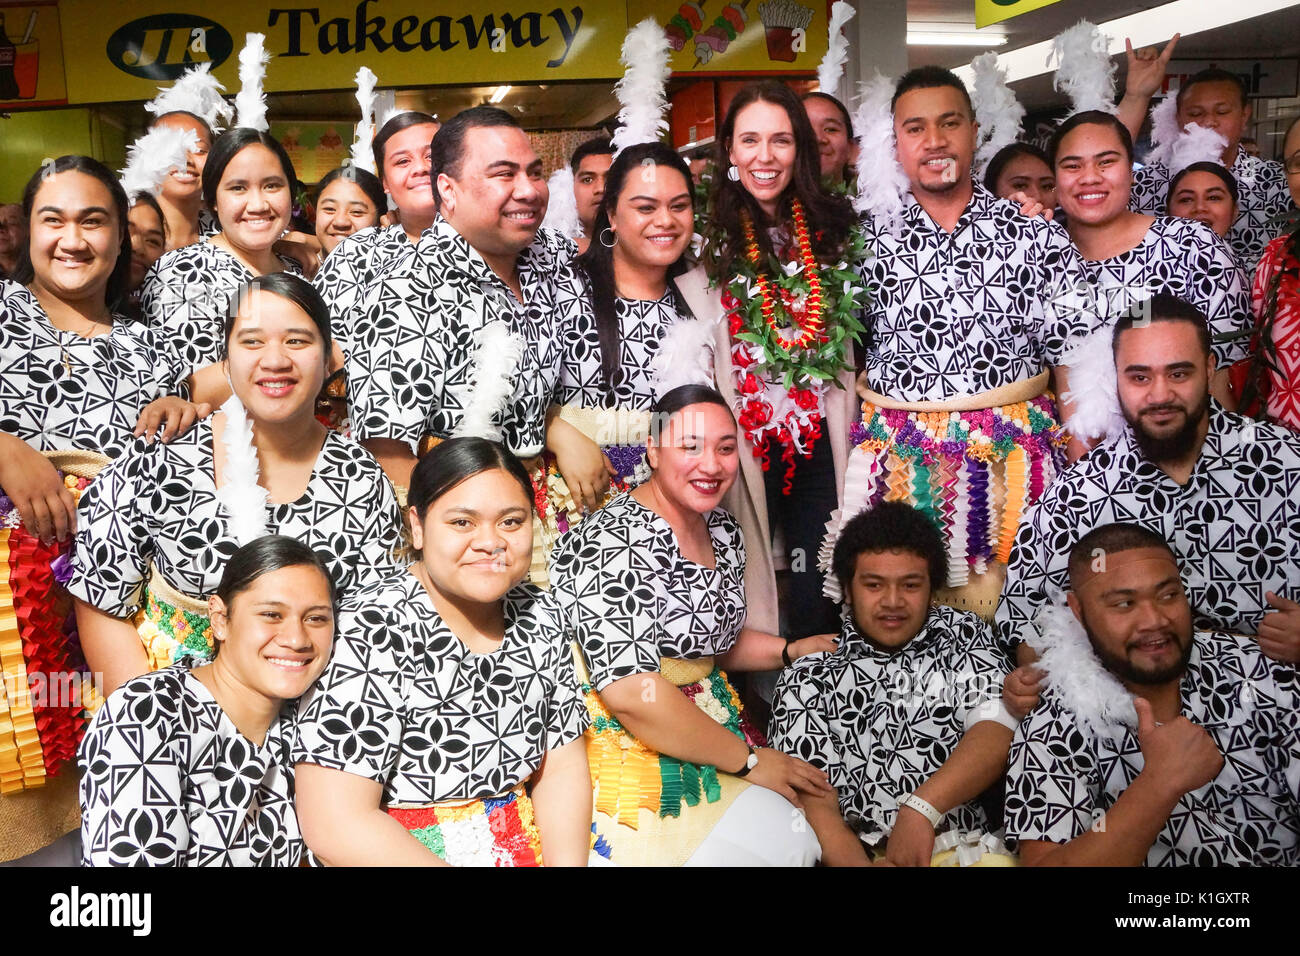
[454, 322, 525, 444]
[541, 166, 583, 240]
[120, 125, 199, 198]
[350, 66, 379, 174]
[611, 18, 671, 156]
[1143, 95, 1180, 167]
[816, 1, 855, 100]
[971, 52, 1026, 175]
[851, 72, 910, 238]
[234, 33, 270, 132]
[144, 62, 233, 133]
[651, 316, 716, 399]
[215, 396, 270, 546]
[1027, 599, 1137, 740]
[1061, 326, 1126, 442]
[1049, 20, 1118, 115]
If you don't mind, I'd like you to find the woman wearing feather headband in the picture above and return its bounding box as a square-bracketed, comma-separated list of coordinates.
[677, 79, 867, 649]
[0, 156, 197, 863]
[70, 274, 403, 698]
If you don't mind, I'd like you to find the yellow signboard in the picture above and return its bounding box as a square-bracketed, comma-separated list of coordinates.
[0, 2, 67, 110]
[975, 0, 1065, 30]
[57, 0, 629, 105]
[628, 0, 827, 75]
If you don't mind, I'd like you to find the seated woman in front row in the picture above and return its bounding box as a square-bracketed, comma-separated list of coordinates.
[80, 535, 335, 866]
[293, 438, 592, 866]
[548, 384, 835, 866]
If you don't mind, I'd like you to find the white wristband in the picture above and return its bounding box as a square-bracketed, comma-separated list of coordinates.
[963, 698, 1019, 733]
[900, 793, 942, 828]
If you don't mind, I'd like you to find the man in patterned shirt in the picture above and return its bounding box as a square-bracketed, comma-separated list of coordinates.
[347, 106, 572, 489]
[1123, 63, 1295, 270]
[998, 293, 1300, 665]
[832, 66, 1100, 618]
[1005, 523, 1300, 866]
[771, 503, 1016, 866]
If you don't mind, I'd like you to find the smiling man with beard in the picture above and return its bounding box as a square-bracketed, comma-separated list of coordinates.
[997, 292, 1300, 666]
[1004, 523, 1300, 866]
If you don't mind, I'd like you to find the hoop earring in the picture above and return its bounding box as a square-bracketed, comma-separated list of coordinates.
[727, 164, 740, 181]
[599, 227, 617, 249]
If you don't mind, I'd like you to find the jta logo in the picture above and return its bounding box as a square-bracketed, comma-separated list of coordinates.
[106, 14, 234, 80]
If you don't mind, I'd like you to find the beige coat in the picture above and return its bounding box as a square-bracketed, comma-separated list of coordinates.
[674, 264, 857, 636]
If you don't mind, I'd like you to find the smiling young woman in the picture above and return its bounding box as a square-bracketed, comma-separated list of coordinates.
[678, 80, 867, 655]
[139, 129, 305, 383]
[79, 535, 336, 866]
[69, 273, 403, 698]
[542, 142, 698, 544]
[313, 166, 385, 258]
[294, 437, 592, 867]
[1051, 111, 1251, 424]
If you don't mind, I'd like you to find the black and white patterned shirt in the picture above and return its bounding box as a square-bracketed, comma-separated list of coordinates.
[1005, 630, 1300, 866]
[553, 259, 690, 410]
[0, 281, 181, 458]
[311, 223, 413, 356]
[68, 417, 403, 616]
[293, 573, 588, 804]
[997, 403, 1300, 649]
[769, 606, 1009, 846]
[1130, 151, 1296, 271]
[861, 182, 1099, 402]
[139, 241, 302, 380]
[347, 218, 569, 458]
[79, 658, 306, 867]
[549, 492, 748, 691]
[1072, 216, 1251, 370]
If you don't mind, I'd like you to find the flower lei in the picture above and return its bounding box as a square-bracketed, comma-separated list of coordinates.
[718, 199, 868, 492]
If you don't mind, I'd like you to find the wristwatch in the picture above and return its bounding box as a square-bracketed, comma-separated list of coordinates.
[734, 745, 759, 777]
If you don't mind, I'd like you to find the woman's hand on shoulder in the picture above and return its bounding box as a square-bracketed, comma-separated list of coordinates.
[0, 432, 77, 545]
[134, 396, 212, 444]
[274, 233, 324, 279]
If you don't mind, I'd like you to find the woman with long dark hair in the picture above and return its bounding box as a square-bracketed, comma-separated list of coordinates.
[295, 437, 591, 866]
[675, 80, 868, 650]
[139, 128, 304, 383]
[550, 385, 833, 865]
[542, 141, 697, 541]
[70, 273, 403, 697]
[79, 535, 335, 866]
[313, 165, 385, 258]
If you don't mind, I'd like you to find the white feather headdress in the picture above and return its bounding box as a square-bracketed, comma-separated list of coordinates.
[233, 33, 270, 132]
[120, 124, 199, 199]
[851, 72, 910, 237]
[610, 18, 672, 156]
[651, 315, 716, 398]
[1049, 20, 1118, 115]
[1027, 599, 1137, 740]
[215, 395, 270, 546]
[454, 322, 526, 444]
[1168, 124, 1228, 176]
[1143, 95, 1180, 167]
[541, 166, 583, 240]
[350, 66, 380, 175]
[143, 62, 233, 133]
[971, 52, 1027, 175]
[816, 1, 856, 101]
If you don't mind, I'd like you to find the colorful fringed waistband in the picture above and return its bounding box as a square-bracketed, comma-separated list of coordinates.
[582, 656, 766, 832]
[386, 784, 543, 867]
[827, 394, 1066, 591]
[135, 581, 214, 673]
[0, 463, 102, 792]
